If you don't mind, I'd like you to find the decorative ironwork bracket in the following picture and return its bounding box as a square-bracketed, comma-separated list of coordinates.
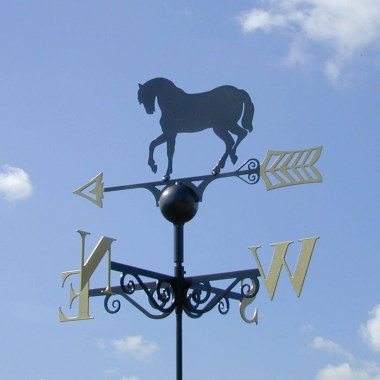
[74, 146, 323, 208]
[67, 76, 323, 380]
[107, 157, 260, 205]
[89, 261, 261, 321]
[74, 158, 260, 207]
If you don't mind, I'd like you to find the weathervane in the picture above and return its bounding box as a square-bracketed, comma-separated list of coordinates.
[60, 78, 322, 380]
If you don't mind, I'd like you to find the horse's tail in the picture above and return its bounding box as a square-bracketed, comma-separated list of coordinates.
[240, 90, 254, 132]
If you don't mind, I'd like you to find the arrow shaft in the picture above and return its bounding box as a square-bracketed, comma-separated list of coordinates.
[74, 159, 260, 207]
[104, 164, 258, 193]
[104, 180, 164, 193]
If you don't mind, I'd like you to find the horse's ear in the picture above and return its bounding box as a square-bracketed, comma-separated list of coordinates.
[138, 83, 142, 89]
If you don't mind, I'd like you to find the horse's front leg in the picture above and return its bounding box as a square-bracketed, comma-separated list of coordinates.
[148, 134, 167, 174]
[163, 135, 176, 181]
[212, 128, 234, 175]
[228, 124, 248, 164]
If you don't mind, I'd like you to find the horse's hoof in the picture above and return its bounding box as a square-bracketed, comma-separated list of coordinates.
[162, 175, 170, 182]
[212, 168, 220, 176]
[231, 155, 238, 165]
[149, 164, 158, 173]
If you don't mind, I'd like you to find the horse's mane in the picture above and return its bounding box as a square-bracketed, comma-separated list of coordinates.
[145, 77, 177, 90]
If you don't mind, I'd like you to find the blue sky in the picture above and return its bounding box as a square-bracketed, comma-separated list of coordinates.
[1, 1, 380, 379]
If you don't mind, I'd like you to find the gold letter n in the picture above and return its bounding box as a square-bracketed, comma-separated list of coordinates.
[59, 230, 116, 322]
[249, 237, 318, 300]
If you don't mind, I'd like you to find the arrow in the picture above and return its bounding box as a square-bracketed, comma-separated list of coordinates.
[73, 173, 104, 207]
[260, 146, 322, 190]
[73, 147, 323, 207]
[74, 159, 260, 207]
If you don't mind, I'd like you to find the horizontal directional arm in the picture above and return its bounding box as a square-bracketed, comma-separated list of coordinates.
[73, 147, 322, 207]
[73, 159, 260, 207]
[89, 262, 261, 321]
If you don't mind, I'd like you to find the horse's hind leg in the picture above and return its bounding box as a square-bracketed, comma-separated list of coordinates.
[228, 124, 248, 164]
[212, 128, 234, 175]
[148, 134, 167, 173]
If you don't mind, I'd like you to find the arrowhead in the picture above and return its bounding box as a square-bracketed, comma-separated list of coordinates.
[73, 173, 104, 207]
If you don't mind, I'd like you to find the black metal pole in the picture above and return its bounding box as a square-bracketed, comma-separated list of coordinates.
[174, 223, 184, 380]
[159, 183, 198, 380]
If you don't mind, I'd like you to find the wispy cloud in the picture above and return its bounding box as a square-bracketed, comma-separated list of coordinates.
[105, 335, 158, 361]
[0, 165, 33, 201]
[103, 367, 119, 376]
[300, 323, 317, 333]
[97, 336, 156, 379]
[312, 336, 355, 362]
[311, 304, 380, 380]
[238, 0, 380, 85]
[361, 305, 380, 352]
[112, 336, 158, 360]
[316, 362, 380, 380]
[122, 376, 140, 380]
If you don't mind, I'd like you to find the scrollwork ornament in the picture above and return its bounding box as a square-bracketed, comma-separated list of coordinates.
[237, 158, 260, 185]
[248, 173, 259, 184]
[156, 280, 173, 304]
[248, 158, 259, 170]
[147, 280, 175, 312]
[247, 159, 260, 184]
[241, 276, 260, 299]
[120, 273, 136, 294]
[218, 297, 230, 315]
[104, 295, 121, 314]
[188, 281, 212, 308]
[241, 281, 252, 296]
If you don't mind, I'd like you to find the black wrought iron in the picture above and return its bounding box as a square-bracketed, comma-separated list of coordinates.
[90, 265, 260, 320]
[104, 158, 260, 205]
[88, 181, 261, 380]
[70, 78, 322, 380]
[184, 269, 260, 317]
[138, 78, 254, 180]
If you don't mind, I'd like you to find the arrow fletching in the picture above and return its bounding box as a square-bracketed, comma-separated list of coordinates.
[73, 172, 104, 207]
[260, 146, 322, 190]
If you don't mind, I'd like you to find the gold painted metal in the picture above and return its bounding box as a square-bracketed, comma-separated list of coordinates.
[59, 230, 116, 322]
[249, 237, 319, 300]
[79, 232, 116, 293]
[240, 279, 259, 324]
[59, 270, 92, 322]
[73, 172, 104, 207]
[261, 146, 322, 190]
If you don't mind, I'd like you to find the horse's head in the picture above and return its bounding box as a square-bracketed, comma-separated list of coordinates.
[138, 83, 155, 114]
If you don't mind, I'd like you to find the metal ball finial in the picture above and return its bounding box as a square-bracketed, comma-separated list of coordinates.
[159, 182, 199, 224]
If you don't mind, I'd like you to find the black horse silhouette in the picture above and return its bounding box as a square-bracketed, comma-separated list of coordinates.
[138, 78, 254, 180]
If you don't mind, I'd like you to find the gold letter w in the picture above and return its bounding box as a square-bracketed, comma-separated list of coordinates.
[249, 237, 318, 300]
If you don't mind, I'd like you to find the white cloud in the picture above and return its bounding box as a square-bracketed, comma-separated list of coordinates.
[312, 336, 354, 362]
[361, 305, 380, 352]
[240, 8, 292, 33]
[316, 362, 380, 380]
[111, 335, 158, 360]
[312, 305, 380, 380]
[0, 165, 33, 201]
[103, 367, 119, 375]
[239, 0, 380, 85]
[300, 323, 317, 333]
[283, 37, 313, 67]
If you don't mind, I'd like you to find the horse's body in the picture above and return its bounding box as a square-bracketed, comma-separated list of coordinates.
[138, 77, 254, 180]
